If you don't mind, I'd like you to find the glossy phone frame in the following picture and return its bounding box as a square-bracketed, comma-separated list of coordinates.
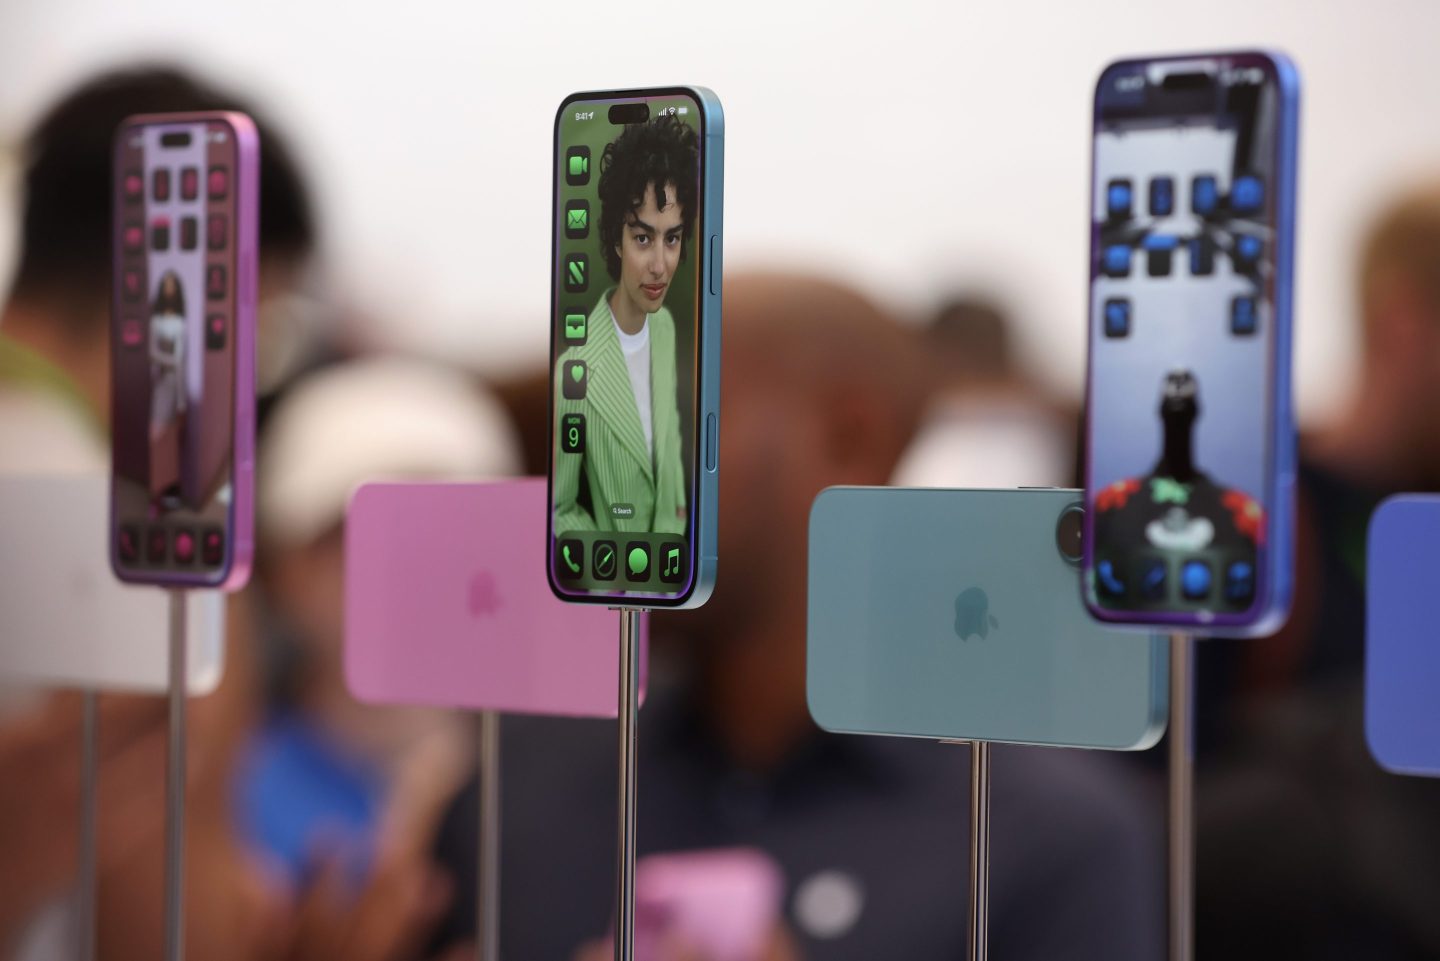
[546, 86, 724, 610]
[808, 486, 1168, 751]
[1081, 51, 1299, 637]
[109, 111, 258, 590]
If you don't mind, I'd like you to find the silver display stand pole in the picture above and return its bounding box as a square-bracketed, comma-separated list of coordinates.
[476, 710, 501, 961]
[612, 608, 645, 961]
[1168, 632, 1194, 961]
[78, 690, 98, 961]
[164, 590, 188, 961]
[967, 740, 992, 961]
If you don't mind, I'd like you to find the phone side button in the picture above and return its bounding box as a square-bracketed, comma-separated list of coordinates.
[708, 234, 720, 297]
[704, 413, 717, 472]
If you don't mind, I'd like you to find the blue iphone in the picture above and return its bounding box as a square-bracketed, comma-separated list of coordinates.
[547, 87, 724, 609]
[1083, 52, 1300, 636]
[1365, 495, 1440, 777]
[808, 487, 1167, 750]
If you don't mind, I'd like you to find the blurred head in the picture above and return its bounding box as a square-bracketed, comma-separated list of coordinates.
[1358, 186, 1440, 439]
[926, 296, 1015, 389]
[257, 359, 520, 661]
[685, 274, 926, 643]
[7, 65, 315, 342]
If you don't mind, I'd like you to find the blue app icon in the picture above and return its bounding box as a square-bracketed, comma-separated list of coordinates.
[1097, 559, 1126, 598]
[1103, 298, 1131, 339]
[1189, 238, 1214, 276]
[1234, 235, 1263, 265]
[1106, 179, 1133, 219]
[1225, 561, 1256, 604]
[1192, 175, 1219, 216]
[1231, 175, 1264, 214]
[1181, 560, 1212, 600]
[1103, 244, 1132, 277]
[1141, 560, 1167, 600]
[1231, 296, 1259, 336]
[1149, 176, 1175, 216]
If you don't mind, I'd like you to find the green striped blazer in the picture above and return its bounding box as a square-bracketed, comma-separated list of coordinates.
[553, 291, 687, 535]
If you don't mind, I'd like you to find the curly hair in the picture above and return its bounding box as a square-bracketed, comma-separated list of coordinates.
[597, 114, 699, 281]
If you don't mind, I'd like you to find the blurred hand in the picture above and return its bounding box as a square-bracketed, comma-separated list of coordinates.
[260, 727, 465, 961]
[0, 692, 167, 947]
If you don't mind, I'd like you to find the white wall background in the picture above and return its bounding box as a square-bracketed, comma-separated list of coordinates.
[2, 0, 1438, 424]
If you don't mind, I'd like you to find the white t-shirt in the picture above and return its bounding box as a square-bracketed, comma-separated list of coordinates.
[614, 314, 653, 455]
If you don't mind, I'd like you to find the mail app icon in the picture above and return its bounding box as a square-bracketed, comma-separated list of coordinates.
[565, 200, 590, 239]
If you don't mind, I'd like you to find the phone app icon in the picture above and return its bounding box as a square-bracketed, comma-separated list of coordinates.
[565, 200, 590, 239]
[658, 541, 685, 584]
[562, 360, 588, 400]
[592, 540, 618, 580]
[625, 541, 651, 582]
[566, 147, 591, 186]
[563, 310, 587, 345]
[561, 412, 586, 453]
[564, 254, 588, 293]
[558, 538, 584, 579]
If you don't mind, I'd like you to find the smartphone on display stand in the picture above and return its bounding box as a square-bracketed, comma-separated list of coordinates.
[110, 111, 258, 590]
[808, 487, 1167, 750]
[547, 87, 724, 609]
[345, 479, 648, 717]
[1083, 52, 1299, 636]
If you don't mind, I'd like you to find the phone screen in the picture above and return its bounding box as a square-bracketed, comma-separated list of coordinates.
[1085, 55, 1289, 620]
[112, 117, 245, 582]
[548, 92, 707, 602]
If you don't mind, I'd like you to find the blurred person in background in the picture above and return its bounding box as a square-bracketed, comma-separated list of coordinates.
[237, 357, 521, 958]
[0, 66, 316, 960]
[1193, 182, 1440, 959]
[892, 296, 1075, 489]
[431, 274, 1163, 961]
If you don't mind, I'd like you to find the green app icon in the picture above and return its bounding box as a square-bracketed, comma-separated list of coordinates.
[564, 254, 588, 293]
[562, 360, 587, 399]
[561, 412, 585, 453]
[593, 540, 617, 580]
[563, 312, 587, 344]
[565, 200, 590, 239]
[626, 543, 651, 581]
[565, 147, 591, 186]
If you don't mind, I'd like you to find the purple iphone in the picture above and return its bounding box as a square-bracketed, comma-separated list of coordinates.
[344, 479, 646, 717]
[110, 112, 258, 590]
[1083, 53, 1299, 636]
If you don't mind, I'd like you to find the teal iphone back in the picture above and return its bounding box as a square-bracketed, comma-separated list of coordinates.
[808, 487, 1167, 749]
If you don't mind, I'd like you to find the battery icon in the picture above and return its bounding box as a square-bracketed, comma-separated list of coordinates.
[676, 106, 688, 115]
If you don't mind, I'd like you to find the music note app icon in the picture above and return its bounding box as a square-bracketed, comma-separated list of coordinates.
[658, 541, 685, 584]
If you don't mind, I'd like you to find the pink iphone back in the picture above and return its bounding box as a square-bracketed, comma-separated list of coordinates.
[344, 479, 645, 716]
